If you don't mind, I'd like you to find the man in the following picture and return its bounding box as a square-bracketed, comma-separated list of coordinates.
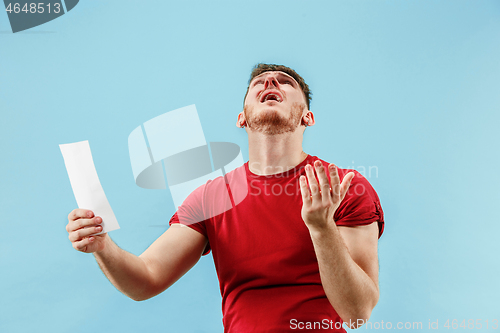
[66, 64, 384, 332]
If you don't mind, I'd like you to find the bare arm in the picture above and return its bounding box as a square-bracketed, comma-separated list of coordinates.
[309, 223, 379, 328]
[67, 209, 207, 301]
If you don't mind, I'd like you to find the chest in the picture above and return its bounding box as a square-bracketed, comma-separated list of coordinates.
[207, 183, 319, 284]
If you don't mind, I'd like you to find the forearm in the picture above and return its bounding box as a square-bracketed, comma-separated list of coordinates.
[93, 236, 155, 301]
[309, 223, 379, 326]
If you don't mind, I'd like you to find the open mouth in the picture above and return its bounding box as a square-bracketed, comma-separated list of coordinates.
[260, 91, 283, 103]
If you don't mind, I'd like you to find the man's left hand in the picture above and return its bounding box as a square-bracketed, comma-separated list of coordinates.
[299, 160, 354, 231]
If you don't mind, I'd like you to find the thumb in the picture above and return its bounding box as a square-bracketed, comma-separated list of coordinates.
[339, 172, 355, 201]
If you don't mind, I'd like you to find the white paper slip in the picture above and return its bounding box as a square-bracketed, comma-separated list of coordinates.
[59, 140, 120, 234]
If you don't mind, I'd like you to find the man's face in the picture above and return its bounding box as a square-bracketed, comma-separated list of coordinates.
[242, 71, 308, 135]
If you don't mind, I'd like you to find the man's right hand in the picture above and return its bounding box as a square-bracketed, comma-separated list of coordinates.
[65, 208, 208, 301]
[66, 209, 107, 253]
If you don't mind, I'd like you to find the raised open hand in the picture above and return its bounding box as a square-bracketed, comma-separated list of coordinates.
[299, 160, 354, 230]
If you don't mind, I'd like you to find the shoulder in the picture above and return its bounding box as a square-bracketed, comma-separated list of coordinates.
[179, 163, 248, 219]
[180, 162, 248, 203]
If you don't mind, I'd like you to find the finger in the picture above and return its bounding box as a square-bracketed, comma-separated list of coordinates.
[68, 209, 94, 222]
[328, 164, 341, 197]
[299, 175, 312, 206]
[67, 216, 102, 233]
[339, 172, 355, 201]
[305, 164, 321, 202]
[72, 236, 95, 253]
[314, 160, 332, 205]
[69, 224, 104, 242]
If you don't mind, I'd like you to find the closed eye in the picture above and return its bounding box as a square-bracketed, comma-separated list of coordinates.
[279, 77, 293, 85]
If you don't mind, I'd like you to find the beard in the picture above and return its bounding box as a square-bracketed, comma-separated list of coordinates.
[244, 102, 305, 135]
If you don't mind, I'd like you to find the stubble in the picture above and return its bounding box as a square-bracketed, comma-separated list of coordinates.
[244, 102, 305, 135]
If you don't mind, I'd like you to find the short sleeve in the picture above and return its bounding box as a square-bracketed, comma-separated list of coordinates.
[333, 169, 385, 238]
[168, 185, 211, 255]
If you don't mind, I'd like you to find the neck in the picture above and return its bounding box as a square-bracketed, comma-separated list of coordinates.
[247, 130, 307, 176]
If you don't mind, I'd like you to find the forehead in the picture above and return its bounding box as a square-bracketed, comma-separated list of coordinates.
[250, 71, 298, 84]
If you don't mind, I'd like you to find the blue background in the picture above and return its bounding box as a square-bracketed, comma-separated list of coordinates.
[1, 1, 499, 332]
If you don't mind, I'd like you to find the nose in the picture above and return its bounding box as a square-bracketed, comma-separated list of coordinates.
[264, 75, 279, 89]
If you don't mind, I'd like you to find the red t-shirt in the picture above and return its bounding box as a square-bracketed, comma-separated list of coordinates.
[169, 154, 384, 332]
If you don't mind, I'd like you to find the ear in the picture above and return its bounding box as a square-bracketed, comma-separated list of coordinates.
[237, 112, 246, 128]
[302, 110, 315, 127]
